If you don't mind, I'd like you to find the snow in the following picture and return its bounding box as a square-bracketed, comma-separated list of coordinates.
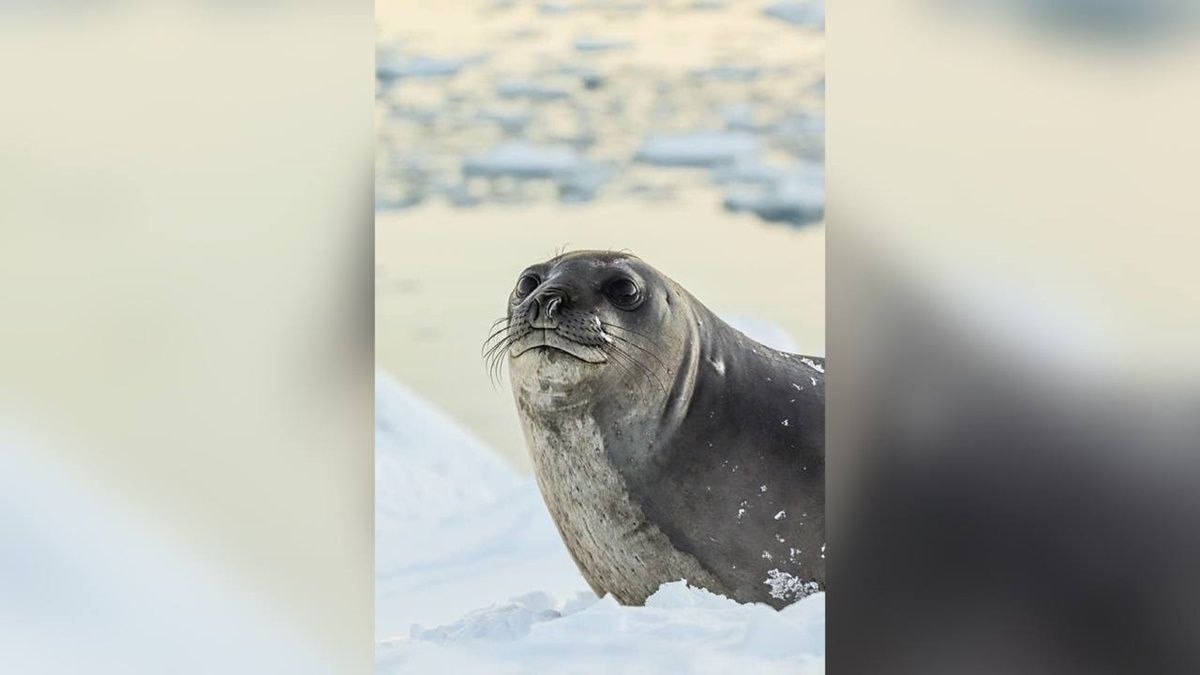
[375, 369, 825, 672]
[381, 582, 824, 675]
[764, 570, 821, 602]
[375, 373, 581, 635]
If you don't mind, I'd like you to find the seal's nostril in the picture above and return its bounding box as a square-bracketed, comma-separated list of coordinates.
[529, 288, 566, 329]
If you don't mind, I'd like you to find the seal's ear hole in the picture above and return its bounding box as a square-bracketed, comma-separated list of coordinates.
[604, 276, 643, 310]
[516, 273, 540, 297]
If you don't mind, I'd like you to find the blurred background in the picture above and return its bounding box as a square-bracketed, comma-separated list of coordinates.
[375, 0, 825, 469]
[0, 3, 373, 673]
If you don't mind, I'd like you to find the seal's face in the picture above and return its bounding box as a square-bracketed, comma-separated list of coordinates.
[489, 251, 679, 403]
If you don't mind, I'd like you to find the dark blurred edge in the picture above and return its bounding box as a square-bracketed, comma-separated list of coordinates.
[829, 239, 1200, 674]
[828, 1, 1200, 673]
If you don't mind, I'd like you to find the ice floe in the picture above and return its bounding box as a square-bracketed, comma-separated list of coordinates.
[635, 131, 761, 167]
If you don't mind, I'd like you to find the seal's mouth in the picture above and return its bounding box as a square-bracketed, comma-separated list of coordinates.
[508, 329, 608, 364]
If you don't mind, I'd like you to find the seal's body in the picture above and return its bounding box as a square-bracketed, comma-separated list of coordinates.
[498, 251, 824, 607]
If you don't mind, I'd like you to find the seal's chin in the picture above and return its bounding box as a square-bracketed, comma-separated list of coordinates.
[508, 329, 608, 364]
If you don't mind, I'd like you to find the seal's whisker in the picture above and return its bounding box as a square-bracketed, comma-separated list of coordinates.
[601, 330, 669, 373]
[599, 327, 669, 374]
[603, 345, 649, 392]
[605, 341, 668, 394]
[483, 328, 527, 387]
[481, 328, 512, 351]
[610, 347, 668, 396]
[599, 322, 663, 347]
[599, 348, 639, 393]
[481, 316, 514, 350]
[484, 325, 521, 355]
[481, 323, 516, 354]
[483, 331, 521, 368]
[482, 320, 522, 354]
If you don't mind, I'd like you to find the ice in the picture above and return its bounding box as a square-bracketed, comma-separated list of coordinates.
[573, 36, 630, 52]
[538, 1, 577, 15]
[496, 79, 572, 102]
[555, 161, 616, 202]
[558, 63, 606, 89]
[462, 143, 582, 180]
[690, 65, 761, 82]
[635, 131, 761, 167]
[477, 108, 533, 135]
[376, 52, 485, 81]
[375, 1, 824, 222]
[762, 1, 825, 29]
[460, 143, 615, 202]
[718, 103, 775, 133]
[711, 156, 789, 185]
[723, 166, 824, 225]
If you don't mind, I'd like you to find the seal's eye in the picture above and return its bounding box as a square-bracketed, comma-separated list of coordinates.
[515, 273, 540, 297]
[604, 277, 642, 310]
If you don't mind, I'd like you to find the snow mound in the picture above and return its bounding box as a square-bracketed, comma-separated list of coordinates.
[375, 371, 584, 637]
[375, 371, 519, 524]
[408, 590, 596, 643]
[384, 583, 824, 674]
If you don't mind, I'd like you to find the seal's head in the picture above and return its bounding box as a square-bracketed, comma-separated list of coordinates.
[489, 250, 690, 407]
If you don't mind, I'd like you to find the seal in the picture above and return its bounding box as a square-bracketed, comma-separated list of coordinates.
[486, 250, 824, 608]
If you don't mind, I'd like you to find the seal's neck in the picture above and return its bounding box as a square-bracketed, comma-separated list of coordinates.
[659, 294, 705, 439]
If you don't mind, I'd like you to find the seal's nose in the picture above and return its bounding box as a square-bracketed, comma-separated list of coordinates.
[529, 288, 566, 329]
